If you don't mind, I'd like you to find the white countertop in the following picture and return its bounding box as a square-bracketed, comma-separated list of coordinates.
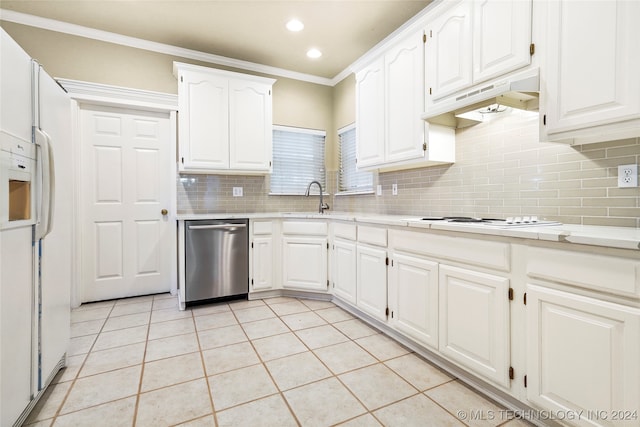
[175, 212, 640, 251]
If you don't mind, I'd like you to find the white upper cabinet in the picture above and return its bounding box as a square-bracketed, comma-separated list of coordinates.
[541, 0, 640, 144]
[472, 0, 532, 84]
[174, 62, 275, 174]
[384, 33, 427, 164]
[355, 59, 385, 168]
[425, 0, 532, 107]
[355, 32, 455, 172]
[229, 79, 273, 170]
[425, 1, 473, 102]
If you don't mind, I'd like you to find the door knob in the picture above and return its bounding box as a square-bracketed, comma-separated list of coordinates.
[161, 209, 168, 215]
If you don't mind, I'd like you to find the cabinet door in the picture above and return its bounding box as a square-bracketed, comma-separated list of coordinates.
[251, 236, 273, 291]
[229, 80, 272, 171]
[472, 0, 532, 84]
[544, 0, 640, 135]
[178, 70, 229, 170]
[439, 265, 510, 387]
[389, 252, 439, 350]
[385, 32, 426, 164]
[356, 244, 388, 321]
[424, 1, 473, 103]
[282, 236, 328, 291]
[332, 239, 357, 305]
[355, 59, 385, 168]
[527, 285, 640, 422]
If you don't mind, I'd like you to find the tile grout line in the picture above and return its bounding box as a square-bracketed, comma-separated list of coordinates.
[192, 302, 220, 427]
[229, 298, 303, 426]
[49, 300, 117, 425]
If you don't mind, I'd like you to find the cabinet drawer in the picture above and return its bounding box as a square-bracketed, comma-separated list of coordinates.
[527, 247, 640, 298]
[252, 221, 273, 235]
[358, 226, 387, 247]
[389, 229, 510, 272]
[333, 222, 356, 241]
[282, 221, 327, 236]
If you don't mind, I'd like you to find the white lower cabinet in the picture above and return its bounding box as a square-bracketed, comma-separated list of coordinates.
[251, 236, 274, 291]
[356, 244, 388, 321]
[282, 236, 328, 291]
[281, 221, 328, 292]
[250, 221, 276, 292]
[526, 284, 640, 425]
[388, 251, 439, 350]
[332, 238, 357, 304]
[439, 264, 511, 388]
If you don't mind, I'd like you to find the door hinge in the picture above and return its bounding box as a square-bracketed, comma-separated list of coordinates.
[529, 43, 535, 55]
[429, 87, 432, 95]
[423, 33, 427, 43]
[327, 242, 329, 250]
[543, 114, 546, 125]
[524, 375, 528, 388]
[181, 157, 184, 164]
[327, 279, 330, 288]
[429, 30, 432, 38]
[524, 292, 527, 305]
[251, 278, 254, 285]
[509, 366, 514, 380]
[385, 307, 390, 317]
[269, 161, 272, 167]
[385, 257, 389, 266]
[508, 288, 514, 301]
[422, 142, 427, 152]
[180, 75, 183, 83]
[251, 242, 254, 248]
[391, 310, 394, 319]
[269, 89, 271, 95]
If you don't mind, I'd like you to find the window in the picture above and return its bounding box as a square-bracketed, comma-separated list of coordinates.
[270, 125, 326, 195]
[338, 124, 373, 193]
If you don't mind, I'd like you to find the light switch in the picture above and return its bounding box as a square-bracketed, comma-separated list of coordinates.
[376, 184, 382, 196]
[233, 187, 243, 197]
[392, 183, 398, 196]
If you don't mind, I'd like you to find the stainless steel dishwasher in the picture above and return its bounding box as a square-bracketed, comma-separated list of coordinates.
[185, 219, 249, 303]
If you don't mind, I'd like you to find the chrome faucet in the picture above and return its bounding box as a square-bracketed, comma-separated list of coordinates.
[305, 180, 329, 214]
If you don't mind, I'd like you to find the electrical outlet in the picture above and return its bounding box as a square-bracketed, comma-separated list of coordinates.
[232, 187, 243, 197]
[376, 184, 382, 196]
[392, 183, 398, 196]
[618, 164, 638, 188]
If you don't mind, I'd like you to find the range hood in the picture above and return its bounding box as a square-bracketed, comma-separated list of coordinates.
[421, 68, 539, 128]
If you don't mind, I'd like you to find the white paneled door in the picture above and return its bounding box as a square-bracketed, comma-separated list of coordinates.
[80, 105, 172, 302]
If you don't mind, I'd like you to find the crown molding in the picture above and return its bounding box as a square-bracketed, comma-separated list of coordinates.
[0, 9, 336, 86]
[57, 78, 178, 112]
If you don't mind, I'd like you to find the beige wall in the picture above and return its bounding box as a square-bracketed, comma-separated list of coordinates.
[2, 20, 337, 179]
[1, 21, 335, 140]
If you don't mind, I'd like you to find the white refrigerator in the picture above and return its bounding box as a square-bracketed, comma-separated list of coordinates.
[0, 28, 72, 426]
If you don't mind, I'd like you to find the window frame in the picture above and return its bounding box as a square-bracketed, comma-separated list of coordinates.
[336, 123, 375, 196]
[269, 125, 327, 196]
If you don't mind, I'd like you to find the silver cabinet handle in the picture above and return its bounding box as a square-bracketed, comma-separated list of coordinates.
[188, 224, 247, 230]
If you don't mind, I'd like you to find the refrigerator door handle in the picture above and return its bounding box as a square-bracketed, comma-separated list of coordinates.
[35, 128, 55, 240]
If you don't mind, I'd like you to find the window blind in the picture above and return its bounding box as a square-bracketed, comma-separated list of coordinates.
[338, 124, 373, 193]
[271, 125, 326, 195]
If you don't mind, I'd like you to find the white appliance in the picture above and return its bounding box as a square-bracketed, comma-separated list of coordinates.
[0, 28, 72, 427]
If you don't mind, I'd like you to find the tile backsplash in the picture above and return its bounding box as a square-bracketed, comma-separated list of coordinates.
[178, 110, 640, 227]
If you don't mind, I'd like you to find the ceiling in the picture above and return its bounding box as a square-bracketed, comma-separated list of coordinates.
[1, 1, 432, 81]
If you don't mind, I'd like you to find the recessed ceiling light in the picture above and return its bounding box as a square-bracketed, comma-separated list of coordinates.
[306, 48, 322, 59]
[286, 19, 304, 32]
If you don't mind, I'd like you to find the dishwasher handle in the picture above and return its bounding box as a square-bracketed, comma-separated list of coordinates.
[188, 223, 247, 230]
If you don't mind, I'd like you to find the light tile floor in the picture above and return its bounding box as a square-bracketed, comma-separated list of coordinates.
[24, 294, 533, 427]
